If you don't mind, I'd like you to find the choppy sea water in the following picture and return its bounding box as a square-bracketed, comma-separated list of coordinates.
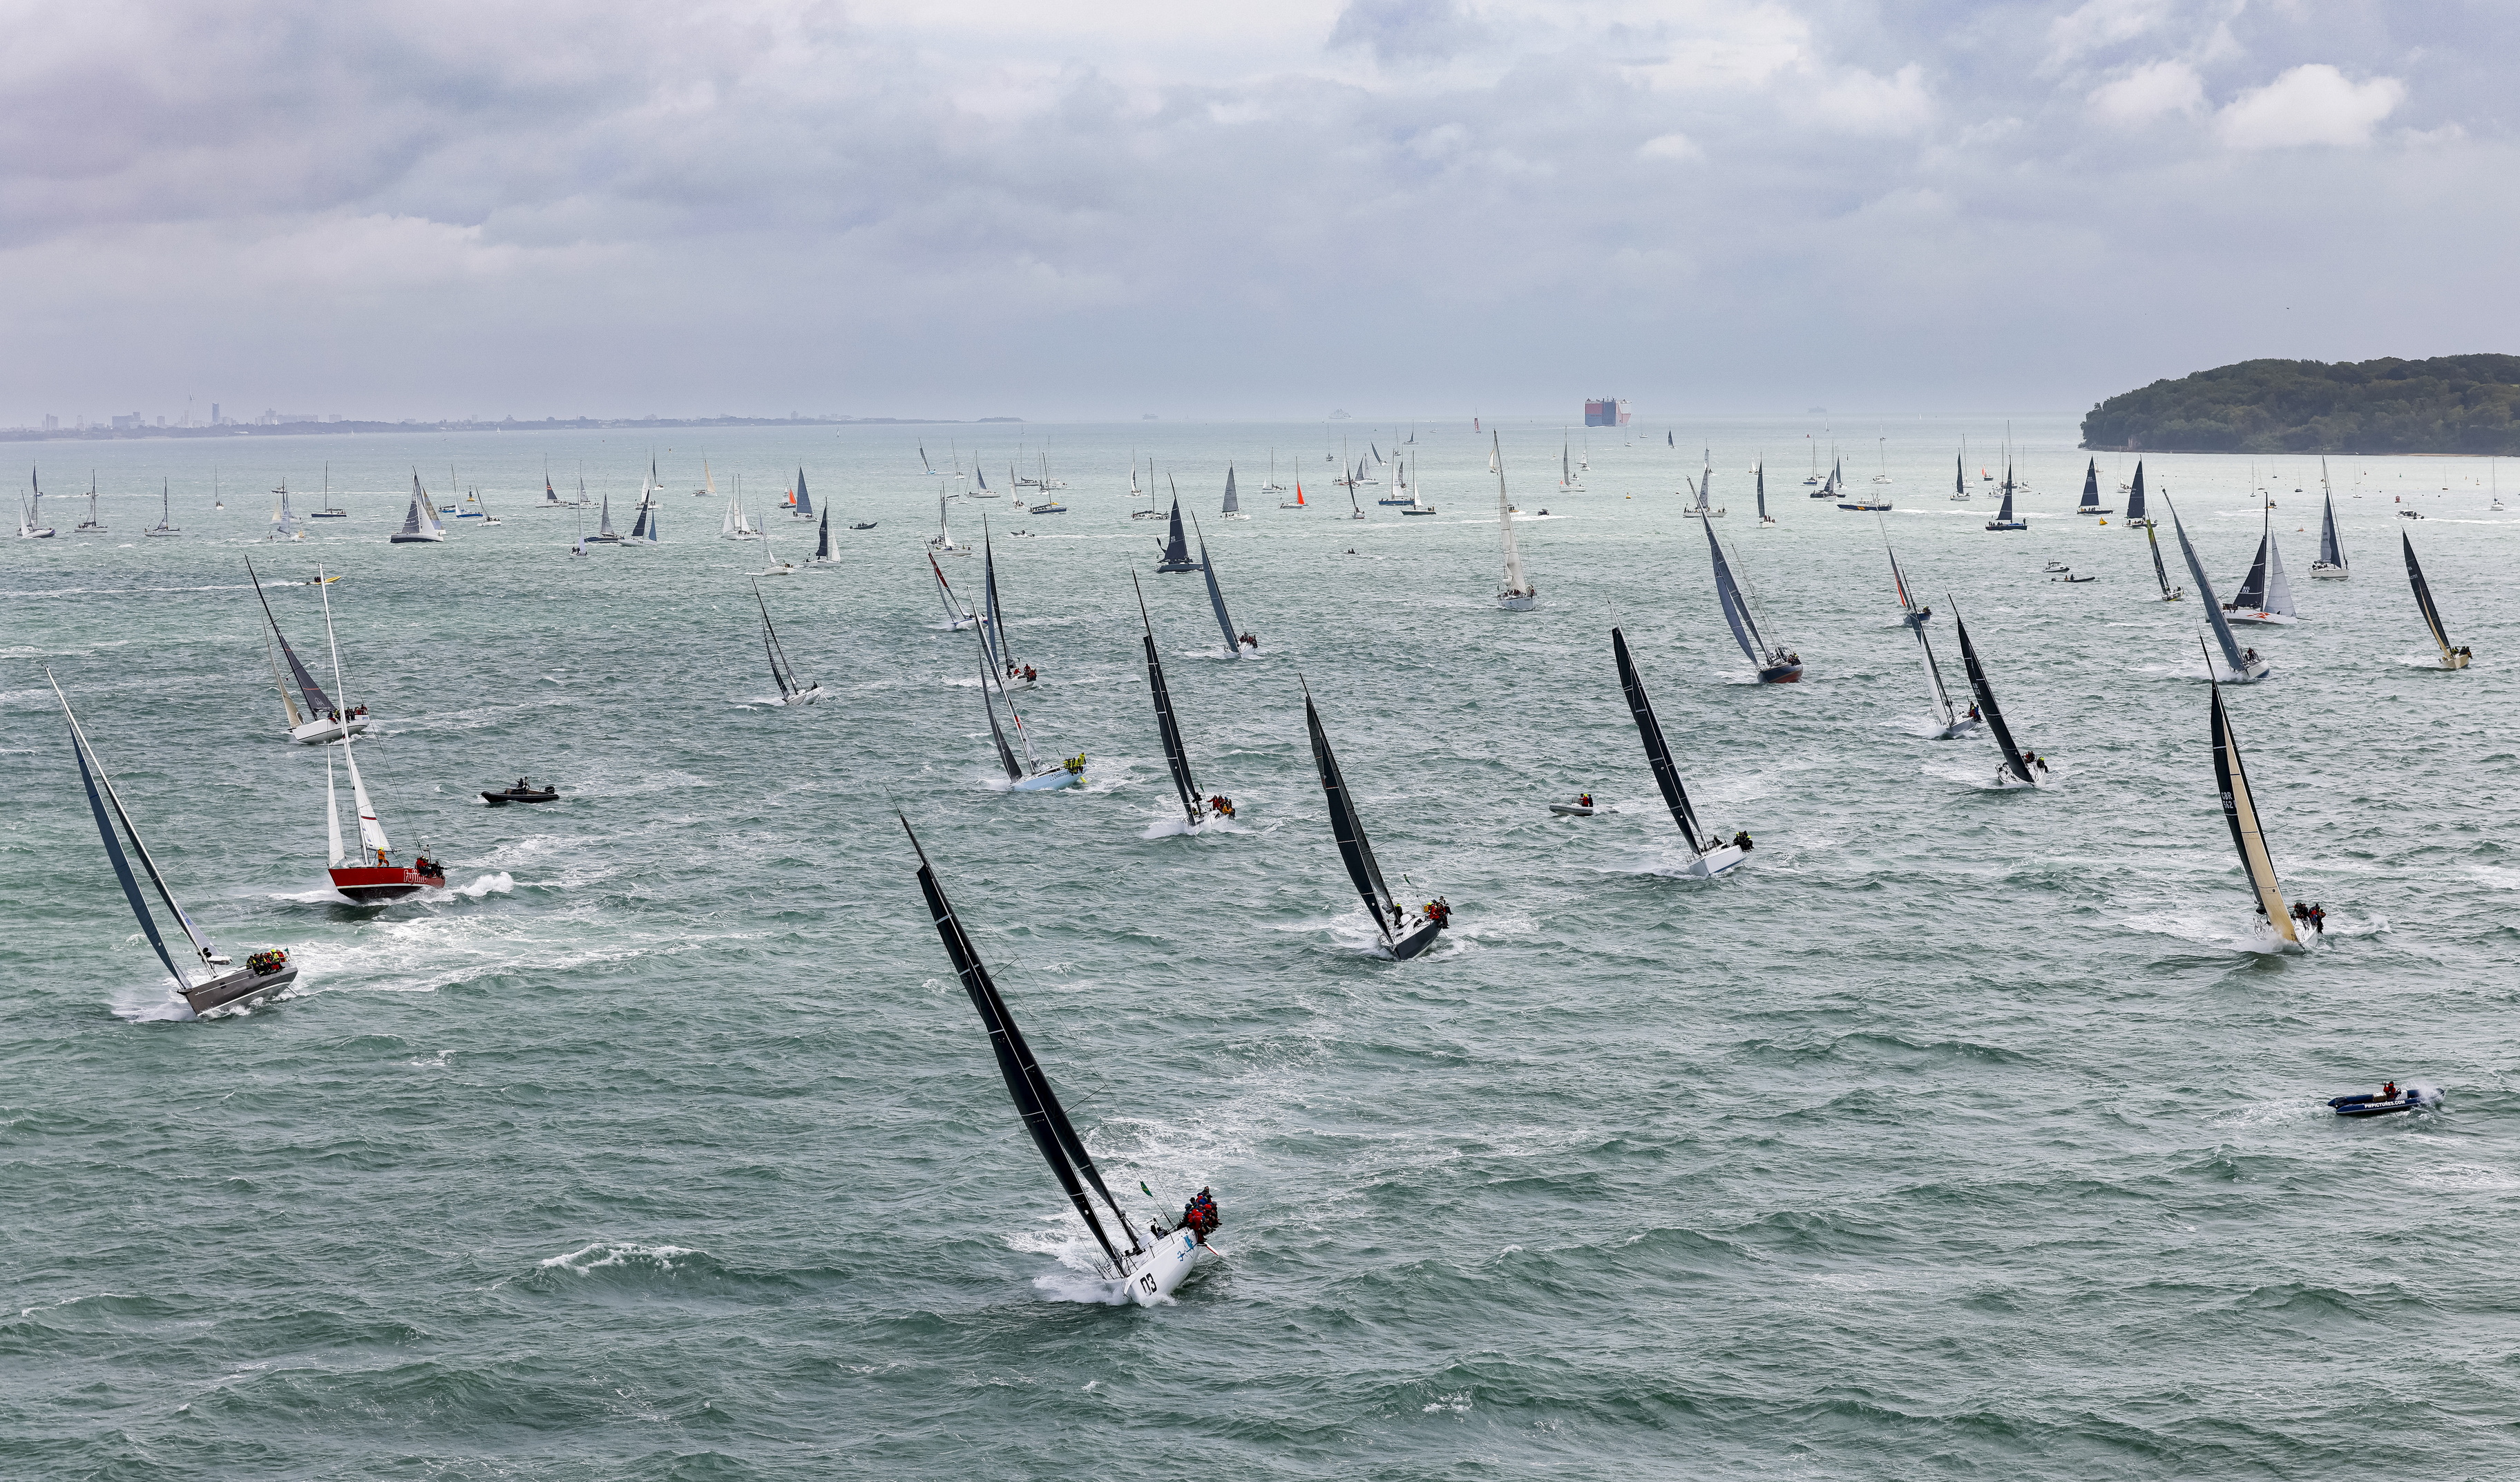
[3, 417, 2516, 1479]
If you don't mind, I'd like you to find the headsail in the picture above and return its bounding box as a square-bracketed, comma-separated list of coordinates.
[1305, 692, 1398, 944]
[1701, 517, 1766, 666]
[246, 556, 336, 719]
[2124, 462, 2148, 524]
[1135, 574, 1203, 828]
[1952, 609, 2032, 785]
[973, 623, 1024, 781]
[340, 738, 390, 856]
[2318, 464, 2345, 568]
[2210, 676, 2298, 943]
[756, 584, 803, 700]
[793, 468, 814, 518]
[981, 526, 1017, 676]
[902, 817, 1138, 1269]
[1612, 628, 1708, 850]
[2231, 514, 2272, 611]
[54, 675, 211, 986]
[2403, 531, 2459, 660]
[1158, 491, 1194, 569]
[1193, 516, 1239, 652]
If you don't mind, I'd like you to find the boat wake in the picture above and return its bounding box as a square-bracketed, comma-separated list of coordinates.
[1006, 1226, 1140, 1306]
[108, 982, 200, 1023]
[1141, 812, 1250, 839]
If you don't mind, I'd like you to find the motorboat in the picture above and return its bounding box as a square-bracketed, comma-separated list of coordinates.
[481, 780, 561, 805]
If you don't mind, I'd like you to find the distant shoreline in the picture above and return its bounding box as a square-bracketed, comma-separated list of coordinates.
[0, 415, 1019, 441]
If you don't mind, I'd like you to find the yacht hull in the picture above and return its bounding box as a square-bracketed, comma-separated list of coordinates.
[1389, 917, 1446, 960]
[328, 865, 445, 902]
[1123, 1228, 1207, 1305]
[1010, 768, 1081, 792]
[183, 963, 298, 1016]
[1757, 663, 1804, 683]
[289, 715, 372, 745]
[1681, 844, 1748, 878]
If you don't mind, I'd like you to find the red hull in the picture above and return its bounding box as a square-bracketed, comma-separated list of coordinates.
[329, 864, 443, 902]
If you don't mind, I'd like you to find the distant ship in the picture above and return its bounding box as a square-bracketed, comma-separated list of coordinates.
[1584, 397, 1630, 428]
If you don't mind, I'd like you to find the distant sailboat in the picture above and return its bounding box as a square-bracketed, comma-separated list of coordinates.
[1948, 444, 1971, 502]
[309, 464, 347, 519]
[2402, 532, 2471, 669]
[1983, 465, 2025, 531]
[899, 815, 1205, 1304]
[591, 488, 622, 544]
[1192, 515, 1252, 654]
[929, 553, 978, 629]
[2221, 503, 2298, 625]
[754, 509, 797, 576]
[247, 555, 371, 744]
[1702, 519, 1801, 681]
[1612, 627, 1750, 877]
[390, 474, 447, 543]
[51, 672, 298, 1015]
[806, 507, 838, 567]
[2166, 499, 2269, 681]
[1951, 607, 2039, 788]
[75, 472, 105, 533]
[720, 479, 761, 540]
[323, 735, 446, 902]
[790, 466, 815, 520]
[267, 481, 304, 541]
[624, 475, 658, 545]
[2208, 661, 2303, 951]
[2076, 458, 2112, 515]
[2310, 461, 2348, 579]
[928, 493, 969, 554]
[1304, 687, 1449, 958]
[1155, 493, 1201, 571]
[755, 584, 822, 705]
[146, 478, 180, 538]
[1685, 447, 1724, 517]
[1221, 465, 1248, 520]
[1135, 573, 1225, 828]
[1493, 433, 1536, 610]
[1756, 459, 1773, 525]
[2132, 465, 2180, 600]
[1883, 539, 1974, 739]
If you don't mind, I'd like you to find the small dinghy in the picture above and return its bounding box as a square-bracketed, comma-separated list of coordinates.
[850, 520, 877, 530]
[481, 779, 560, 805]
[2052, 570, 2097, 583]
[2043, 560, 2071, 573]
[1548, 795, 1598, 817]
[55, 672, 301, 1016]
[2329, 1084, 2437, 1118]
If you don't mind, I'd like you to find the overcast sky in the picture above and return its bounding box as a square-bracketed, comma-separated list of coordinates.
[3, 0, 2511, 424]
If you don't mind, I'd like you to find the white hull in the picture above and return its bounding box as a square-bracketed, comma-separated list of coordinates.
[1931, 718, 1980, 740]
[2310, 564, 2348, 580]
[2224, 610, 2296, 626]
[1681, 844, 1748, 878]
[1498, 591, 1537, 611]
[757, 563, 797, 577]
[778, 685, 824, 707]
[290, 715, 373, 745]
[1548, 804, 1596, 816]
[1122, 1228, 1206, 1304]
[1010, 767, 1082, 791]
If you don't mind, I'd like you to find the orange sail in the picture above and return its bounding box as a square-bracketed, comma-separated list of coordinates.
[1295, 482, 1305, 506]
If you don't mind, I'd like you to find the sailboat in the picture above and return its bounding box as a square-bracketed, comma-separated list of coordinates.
[2310, 460, 2348, 578]
[52, 673, 298, 1015]
[1346, 481, 1363, 519]
[970, 462, 999, 499]
[1304, 687, 1449, 958]
[589, 488, 622, 544]
[1493, 433, 1536, 610]
[1684, 447, 1724, 517]
[1948, 444, 1971, 502]
[977, 522, 1030, 683]
[2221, 503, 2298, 625]
[543, 462, 564, 507]
[928, 493, 969, 554]
[1221, 465, 1248, 520]
[248, 556, 372, 743]
[1136, 573, 1226, 828]
[2207, 659, 2304, 951]
[1558, 441, 1584, 495]
[1884, 540, 1975, 738]
[14, 473, 53, 537]
[755, 584, 822, 704]
[623, 476, 658, 545]
[2165, 498, 2269, 681]
[929, 553, 978, 629]
[1612, 627, 1749, 877]
[805, 508, 839, 567]
[1155, 494, 1201, 571]
[972, 615, 1081, 790]
[790, 466, 816, 520]
[1283, 474, 1312, 511]
[390, 474, 447, 543]
[1951, 606, 2039, 788]
[267, 481, 304, 540]
[1755, 459, 1773, 525]
[146, 478, 179, 537]
[1983, 465, 2026, 531]
[901, 816, 1208, 1304]
[696, 457, 716, 498]
[1397, 458, 1435, 514]
[2131, 464, 2181, 600]
[323, 736, 446, 902]
[1872, 432, 1893, 484]
[309, 464, 348, 519]
[1702, 519, 1801, 681]
[2402, 532, 2471, 669]
[720, 478, 761, 540]
[75, 473, 105, 533]
[754, 511, 797, 576]
[1192, 515, 1252, 654]
[1261, 450, 1285, 493]
[1130, 457, 1159, 520]
[2076, 458, 2112, 515]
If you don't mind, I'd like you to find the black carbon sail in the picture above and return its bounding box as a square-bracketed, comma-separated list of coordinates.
[245, 556, 335, 721]
[2168, 499, 2253, 675]
[1156, 488, 1198, 571]
[2317, 468, 2345, 568]
[1952, 608, 2032, 785]
[2126, 462, 2148, 524]
[1613, 627, 1708, 848]
[2079, 458, 2101, 512]
[813, 507, 831, 560]
[1193, 515, 1239, 652]
[754, 584, 805, 701]
[1306, 691, 1399, 944]
[2209, 673, 2297, 942]
[2403, 531, 2460, 661]
[2231, 508, 2272, 611]
[1134, 574, 1203, 828]
[904, 817, 1138, 1268]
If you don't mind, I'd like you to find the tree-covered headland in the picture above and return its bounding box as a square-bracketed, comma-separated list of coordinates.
[2081, 354, 2520, 455]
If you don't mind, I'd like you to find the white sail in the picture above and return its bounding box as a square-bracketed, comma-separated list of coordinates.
[1493, 433, 1534, 608]
[340, 739, 391, 857]
[325, 745, 346, 867]
[2262, 535, 2296, 618]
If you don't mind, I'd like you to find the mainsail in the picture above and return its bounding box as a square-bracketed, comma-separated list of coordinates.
[792, 468, 814, 519]
[1495, 433, 1534, 603]
[2317, 464, 2346, 569]
[55, 676, 219, 984]
[1305, 693, 1400, 946]
[1221, 466, 1239, 516]
[2403, 531, 2460, 661]
[1612, 627, 1708, 850]
[1755, 459, 1768, 522]
[2168, 500, 2255, 676]
[1886, 543, 1961, 730]
[756, 585, 805, 701]
[2230, 511, 2273, 611]
[813, 508, 831, 561]
[2079, 459, 2101, 512]
[1701, 518, 1768, 668]
[1156, 493, 1196, 570]
[1194, 517, 1239, 652]
[1952, 609, 2032, 785]
[1135, 575, 1204, 828]
[2125, 462, 2148, 524]
[2210, 677, 2298, 943]
[246, 556, 335, 722]
[980, 528, 1017, 676]
[903, 817, 1139, 1270]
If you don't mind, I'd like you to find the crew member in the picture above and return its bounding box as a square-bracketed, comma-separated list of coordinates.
[1577, 792, 1592, 810]
[1732, 830, 1754, 851]
[2381, 1081, 2399, 1101]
